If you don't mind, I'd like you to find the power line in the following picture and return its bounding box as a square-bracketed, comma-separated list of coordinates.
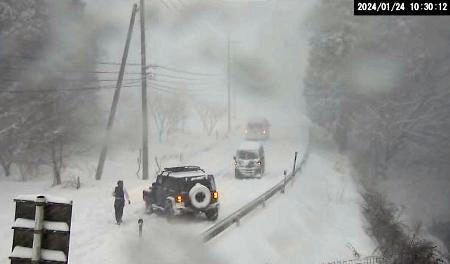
[148, 64, 222, 76]
[148, 80, 207, 91]
[0, 53, 142, 67]
[1, 63, 222, 80]
[95, 61, 141, 66]
[0, 78, 143, 85]
[150, 82, 222, 96]
[0, 86, 114, 93]
[0, 80, 220, 95]
[148, 71, 223, 81]
[0, 65, 145, 76]
[148, 77, 223, 86]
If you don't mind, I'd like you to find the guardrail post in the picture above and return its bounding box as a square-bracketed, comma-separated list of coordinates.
[76, 176, 81, 189]
[281, 170, 287, 194]
[138, 218, 143, 238]
[31, 196, 46, 264]
[292, 151, 298, 176]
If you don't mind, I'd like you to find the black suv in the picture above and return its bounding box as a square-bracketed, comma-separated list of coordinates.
[143, 166, 219, 221]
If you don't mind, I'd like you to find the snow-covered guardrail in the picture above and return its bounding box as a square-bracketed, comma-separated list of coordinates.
[201, 141, 311, 242]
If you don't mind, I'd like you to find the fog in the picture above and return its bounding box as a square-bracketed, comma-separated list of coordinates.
[1, 0, 449, 263]
[80, 0, 313, 137]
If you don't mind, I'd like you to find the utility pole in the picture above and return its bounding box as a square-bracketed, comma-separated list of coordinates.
[95, 4, 138, 180]
[227, 34, 240, 121]
[140, 0, 149, 180]
[227, 33, 231, 133]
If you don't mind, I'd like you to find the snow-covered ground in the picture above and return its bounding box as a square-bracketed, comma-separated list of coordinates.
[0, 114, 375, 264]
[0, 118, 311, 263]
[0, 119, 376, 264]
[207, 148, 376, 264]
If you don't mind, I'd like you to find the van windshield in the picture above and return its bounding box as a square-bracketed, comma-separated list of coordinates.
[237, 150, 258, 160]
[248, 123, 263, 130]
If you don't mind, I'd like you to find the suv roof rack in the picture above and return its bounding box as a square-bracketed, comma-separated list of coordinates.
[163, 166, 204, 173]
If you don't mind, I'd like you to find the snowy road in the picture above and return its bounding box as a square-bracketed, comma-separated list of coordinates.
[0, 121, 309, 263]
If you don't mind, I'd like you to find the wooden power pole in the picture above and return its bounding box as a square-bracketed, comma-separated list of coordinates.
[140, 0, 149, 180]
[95, 4, 138, 180]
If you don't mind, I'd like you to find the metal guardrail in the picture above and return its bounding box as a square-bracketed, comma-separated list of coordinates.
[201, 143, 311, 242]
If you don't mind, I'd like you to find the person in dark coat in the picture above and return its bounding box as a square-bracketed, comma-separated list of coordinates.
[113, 180, 130, 225]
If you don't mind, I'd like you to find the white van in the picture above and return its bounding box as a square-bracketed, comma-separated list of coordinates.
[233, 141, 265, 179]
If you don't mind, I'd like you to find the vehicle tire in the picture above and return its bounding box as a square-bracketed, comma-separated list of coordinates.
[205, 208, 219, 221]
[235, 169, 241, 179]
[189, 183, 211, 209]
[145, 202, 153, 215]
[164, 198, 174, 217]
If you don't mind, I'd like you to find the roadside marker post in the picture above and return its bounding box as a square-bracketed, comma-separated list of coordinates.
[138, 218, 143, 238]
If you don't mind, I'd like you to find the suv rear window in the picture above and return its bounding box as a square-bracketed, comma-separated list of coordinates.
[163, 176, 214, 192]
[186, 178, 213, 190]
[163, 176, 183, 191]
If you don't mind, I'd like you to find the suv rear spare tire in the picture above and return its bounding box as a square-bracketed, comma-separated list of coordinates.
[189, 183, 211, 209]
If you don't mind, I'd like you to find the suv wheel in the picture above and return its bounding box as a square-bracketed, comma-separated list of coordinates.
[205, 208, 219, 221]
[145, 202, 153, 214]
[164, 198, 174, 217]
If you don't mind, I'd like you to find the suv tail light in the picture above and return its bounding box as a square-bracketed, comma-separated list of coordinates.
[176, 194, 183, 203]
[212, 191, 219, 201]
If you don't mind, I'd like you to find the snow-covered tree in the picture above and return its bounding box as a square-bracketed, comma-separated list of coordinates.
[0, 0, 100, 184]
[194, 103, 226, 136]
[304, 1, 450, 257]
[149, 92, 190, 142]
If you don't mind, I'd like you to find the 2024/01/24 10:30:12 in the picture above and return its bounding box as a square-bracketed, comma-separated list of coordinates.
[354, 0, 450, 15]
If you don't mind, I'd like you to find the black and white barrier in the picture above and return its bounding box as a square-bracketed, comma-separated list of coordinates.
[9, 195, 73, 264]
